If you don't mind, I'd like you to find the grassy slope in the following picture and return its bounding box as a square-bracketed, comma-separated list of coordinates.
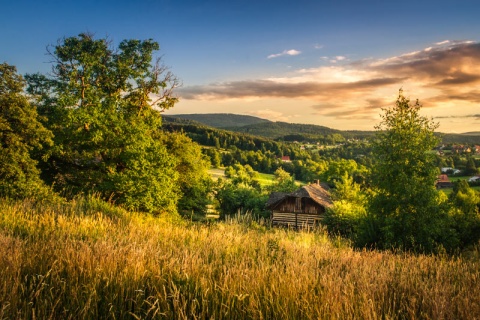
[1, 197, 480, 319]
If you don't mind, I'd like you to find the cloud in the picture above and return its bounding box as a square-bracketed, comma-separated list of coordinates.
[267, 49, 301, 59]
[178, 40, 480, 131]
[429, 91, 480, 103]
[435, 40, 450, 46]
[369, 42, 480, 83]
[434, 114, 480, 120]
[178, 77, 402, 100]
[320, 55, 348, 64]
[310, 97, 390, 120]
[247, 109, 291, 122]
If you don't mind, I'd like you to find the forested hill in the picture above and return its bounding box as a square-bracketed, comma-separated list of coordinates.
[164, 113, 366, 142]
[225, 122, 371, 140]
[167, 113, 271, 128]
[164, 113, 480, 144]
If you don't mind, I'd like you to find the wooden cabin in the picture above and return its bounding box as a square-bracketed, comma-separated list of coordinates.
[436, 174, 454, 189]
[266, 181, 332, 229]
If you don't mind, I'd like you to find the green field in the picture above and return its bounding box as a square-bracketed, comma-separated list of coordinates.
[209, 169, 303, 188]
[257, 172, 275, 186]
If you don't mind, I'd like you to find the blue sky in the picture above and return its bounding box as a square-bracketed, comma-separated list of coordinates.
[1, 0, 480, 132]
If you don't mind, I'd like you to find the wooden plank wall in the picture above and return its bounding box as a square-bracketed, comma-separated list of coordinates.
[272, 212, 322, 229]
[275, 197, 322, 214]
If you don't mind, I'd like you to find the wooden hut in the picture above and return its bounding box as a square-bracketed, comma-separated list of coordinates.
[266, 181, 332, 229]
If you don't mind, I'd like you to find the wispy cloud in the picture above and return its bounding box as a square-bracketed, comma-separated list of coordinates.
[434, 114, 480, 119]
[267, 49, 301, 59]
[178, 77, 402, 100]
[320, 55, 348, 63]
[435, 40, 450, 45]
[247, 109, 291, 122]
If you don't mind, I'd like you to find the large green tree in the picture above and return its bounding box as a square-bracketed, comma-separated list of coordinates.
[366, 90, 450, 252]
[0, 63, 53, 199]
[26, 33, 180, 212]
[160, 132, 212, 214]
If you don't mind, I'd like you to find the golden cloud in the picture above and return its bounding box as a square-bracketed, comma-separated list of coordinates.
[177, 41, 480, 130]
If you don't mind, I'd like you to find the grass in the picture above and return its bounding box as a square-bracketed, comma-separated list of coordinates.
[1, 197, 480, 319]
[208, 168, 276, 187]
[208, 168, 226, 180]
[257, 172, 275, 186]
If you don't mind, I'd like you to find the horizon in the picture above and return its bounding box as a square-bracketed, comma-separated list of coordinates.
[2, 0, 479, 133]
[165, 112, 480, 135]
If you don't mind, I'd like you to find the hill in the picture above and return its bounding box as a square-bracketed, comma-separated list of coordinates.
[167, 113, 271, 128]
[164, 114, 368, 142]
[461, 132, 480, 136]
[164, 113, 480, 144]
[224, 121, 345, 140]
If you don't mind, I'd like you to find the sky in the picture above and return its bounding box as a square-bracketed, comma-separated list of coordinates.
[1, 0, 479, 133]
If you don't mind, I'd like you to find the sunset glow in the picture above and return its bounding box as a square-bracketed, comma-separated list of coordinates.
[2, 0, 479, 132]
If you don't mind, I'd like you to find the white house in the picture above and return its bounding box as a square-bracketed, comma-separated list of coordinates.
[468, 176, 480, 183]
[441, 167, 461, 175]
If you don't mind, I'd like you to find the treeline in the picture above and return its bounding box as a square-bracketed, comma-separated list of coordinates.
[164, 116, 370, 183]
[171, 113, 480, 145]
[163, 116, 290, 154]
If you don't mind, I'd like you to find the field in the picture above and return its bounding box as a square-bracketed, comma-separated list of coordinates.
[442, 175, 480, 194]
[209, 168, 303, 188]
[209, 168, 276, 187]
[1, 197, 480, 319]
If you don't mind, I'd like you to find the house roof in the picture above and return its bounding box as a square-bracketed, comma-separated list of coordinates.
[266, 183, 333, 210]
[437, 174, 450, 182]
[265, 192, 289, 208]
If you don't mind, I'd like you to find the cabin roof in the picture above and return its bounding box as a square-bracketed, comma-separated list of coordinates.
[266, 183, 333, 210]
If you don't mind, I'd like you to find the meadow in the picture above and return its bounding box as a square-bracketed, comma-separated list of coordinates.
[1, 197, 479, 319]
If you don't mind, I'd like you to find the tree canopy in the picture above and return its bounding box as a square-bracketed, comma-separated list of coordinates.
[367, 90, 449, 252]
[26, 33, 181, 212]
[0, 63, 53, 199]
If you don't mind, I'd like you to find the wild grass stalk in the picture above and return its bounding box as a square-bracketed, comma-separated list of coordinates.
[0, 197, 479, 319]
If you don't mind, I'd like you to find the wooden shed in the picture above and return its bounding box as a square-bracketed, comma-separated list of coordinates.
[266, 181, 332, 229]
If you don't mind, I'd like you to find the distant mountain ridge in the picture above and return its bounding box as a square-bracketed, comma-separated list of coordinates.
[224, 121, 349, 140]
[169, 113, 271, 128]
[165, 113, 480, 144]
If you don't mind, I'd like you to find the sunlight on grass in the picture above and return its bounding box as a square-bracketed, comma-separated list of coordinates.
[257, 172, 275, 186]
[0, 197, 479, 319]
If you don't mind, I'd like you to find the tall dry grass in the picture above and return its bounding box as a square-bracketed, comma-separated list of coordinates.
[0, 196, 479, 319]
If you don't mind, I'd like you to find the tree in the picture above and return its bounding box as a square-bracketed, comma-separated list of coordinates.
[161, 132, 212, 214]
[324, 172, 367, 239]
[465, 156, 478, 176]
[224, 163, 259, 188]
[203, 148, 222, 168]
[268, 167, 297, 193]
[0, 63, 53, 199]
[26, 33, 180, 212]
[367, 90, 449, 252]
[449, 180, 480, 247]
[214, 178, 268, 219]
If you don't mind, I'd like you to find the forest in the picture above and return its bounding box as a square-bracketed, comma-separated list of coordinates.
[1, 33, 480, 318]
